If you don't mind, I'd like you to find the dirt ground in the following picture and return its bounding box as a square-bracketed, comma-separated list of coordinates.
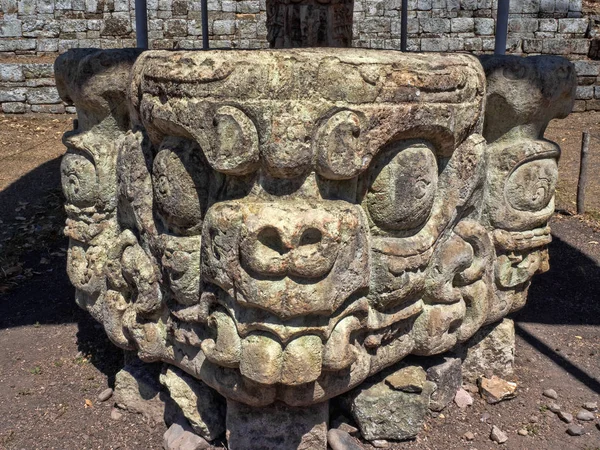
[0, 112, 599, 450]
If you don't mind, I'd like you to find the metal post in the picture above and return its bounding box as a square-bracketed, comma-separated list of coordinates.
[577, 131, 590, 215]
[201, 0, 209, 49]
[494, 0, 509, 55]
[135, 0, 148, 49]
[401, 0, 408, 52]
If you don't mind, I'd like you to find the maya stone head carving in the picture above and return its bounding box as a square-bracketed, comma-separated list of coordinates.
[55, 48, 575, 445]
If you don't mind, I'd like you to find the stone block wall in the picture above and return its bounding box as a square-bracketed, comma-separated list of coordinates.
[0, 62, 74, 112]
[1, 0, 600, 113]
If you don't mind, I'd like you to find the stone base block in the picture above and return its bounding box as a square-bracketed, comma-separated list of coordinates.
[343, 365, 435, 442]
[226, 400, 328, 450]
[453, 318, 515, 383]
[113, 356, 165, 425]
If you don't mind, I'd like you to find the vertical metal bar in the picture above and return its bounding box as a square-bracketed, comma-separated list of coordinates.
[577, 131, 590, 215]
[495, 0, 509, 55]
[401, 0, 408, 51]
[201, 0, 210, 49]
[135, 0, 148, 49]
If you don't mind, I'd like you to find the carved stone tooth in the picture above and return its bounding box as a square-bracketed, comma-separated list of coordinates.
[200, 310, 242, 368]
[322, 316, 360, 371]
[281, 335, 323, 385]
[239, 334, 283, 385]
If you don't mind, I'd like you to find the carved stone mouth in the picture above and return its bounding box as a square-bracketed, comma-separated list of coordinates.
[492, 226, 551, 252]
[199, 296, 370, 386]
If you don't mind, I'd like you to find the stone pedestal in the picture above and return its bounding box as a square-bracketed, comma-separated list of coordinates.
[226, 400, 328, 450]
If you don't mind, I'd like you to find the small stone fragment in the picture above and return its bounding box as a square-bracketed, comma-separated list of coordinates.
[371, 440, 390, 448]
[110, 407, 123, 421]
[517, 429, 528, 436]
[582, 402, 598, 411]
[478, 376, 517, 404]
[548, 402, 561, 413]
[543, 389, 558, 400]
[490, 425, 508, 444]
[557, 411, 573, 423]
[529, 415, 538, 423]
[566, 424, 584, 436]
[385, 365, 426, 393]
[98, 387, 113, 402]
[454, 388, 474, 408]
[426, 357, 462, 411]
[327, 429, 362, 450]
[576, 409, 595, 421]
[481, 412, 491, 423]
[330, 415, 359, 435]
[463, 431, 475, 441]
[169, 431, 210, 450]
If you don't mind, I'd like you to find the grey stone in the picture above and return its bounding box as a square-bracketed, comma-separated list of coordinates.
[559, 18, 589, 34]
[574, 60, 600, 76]
[490, 425, 508, 444]
[576, 86, 594, 100]
[0, 88, 27, 102]
[0, 20, 22, 37]
[474, 18, 494, 35]
[160, 366, 225, 441]
[1, 102, 28, 114]
[420, 18, 450, 33]
[27, 87, 61, 104]
[426, 357, 462, 412]
[539, 18, 558, 32]
[566, 424, 584, 436]
[548, 402, 562, 413]
[22, 63, 54, 79]
[0, 64, 24, 82]
[226, 400, 328, 450]
[582, 401, 598, 411]
[455, 319, 515, 384]
[327, 429, 362, 450]
[98, 387, 113, 402]
[371, 440, 390, 448]
[451, 17, 474, 32]
[114, 359, 165, 425]
[558, 411, 573, 423]
[346, 377, 435, 441]
[385, 365, 426, 393]
[576, 409, 595, 421]
[0, 39, 36, 51]
[543, 388, 558, 400]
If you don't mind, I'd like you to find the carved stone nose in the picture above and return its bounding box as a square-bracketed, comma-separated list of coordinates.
[201, 201, 370, 319]
[240, 222, 339, 280]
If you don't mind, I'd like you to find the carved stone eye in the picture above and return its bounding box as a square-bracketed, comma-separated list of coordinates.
[505, 159, 557, 212]
[502, 64, 528, 81]
[316, 110, 366, 180]
[205, 106, 259, 175]
[153, 137, 211, 235]
[61, 152, 97, 207]
[366, 142, 438, 231]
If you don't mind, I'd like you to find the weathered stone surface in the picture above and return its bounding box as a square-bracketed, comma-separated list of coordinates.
[454, 388, 474, 408]
[490, 425, 508, 444]
[478, 376, 517, 403]
[426, 357, 462, 411]
[26, 87, 61, 104]
[327, 429, 362, 450]
[0, 64, 24, 82]
[226, 400, 328, 450]
[160, 366, 225, 441]
[345, 376, 435, 441]
[55, 49, 575, 448]
[455, 319, 516, 383]
[114, 359, 165, 424]
[1, 102, 28, 113]
[385, 365, 427, 393]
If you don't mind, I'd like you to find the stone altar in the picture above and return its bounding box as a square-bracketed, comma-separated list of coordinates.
[55, 47, 576, 448]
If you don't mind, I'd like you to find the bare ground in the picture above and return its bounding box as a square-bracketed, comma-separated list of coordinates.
[0, 112, 599, 450]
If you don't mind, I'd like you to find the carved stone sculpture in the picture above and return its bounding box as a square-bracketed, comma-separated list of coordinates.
[55, 48, 575, 449]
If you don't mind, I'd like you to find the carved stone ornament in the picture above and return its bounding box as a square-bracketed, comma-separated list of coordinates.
[55, 48, 576, 449]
